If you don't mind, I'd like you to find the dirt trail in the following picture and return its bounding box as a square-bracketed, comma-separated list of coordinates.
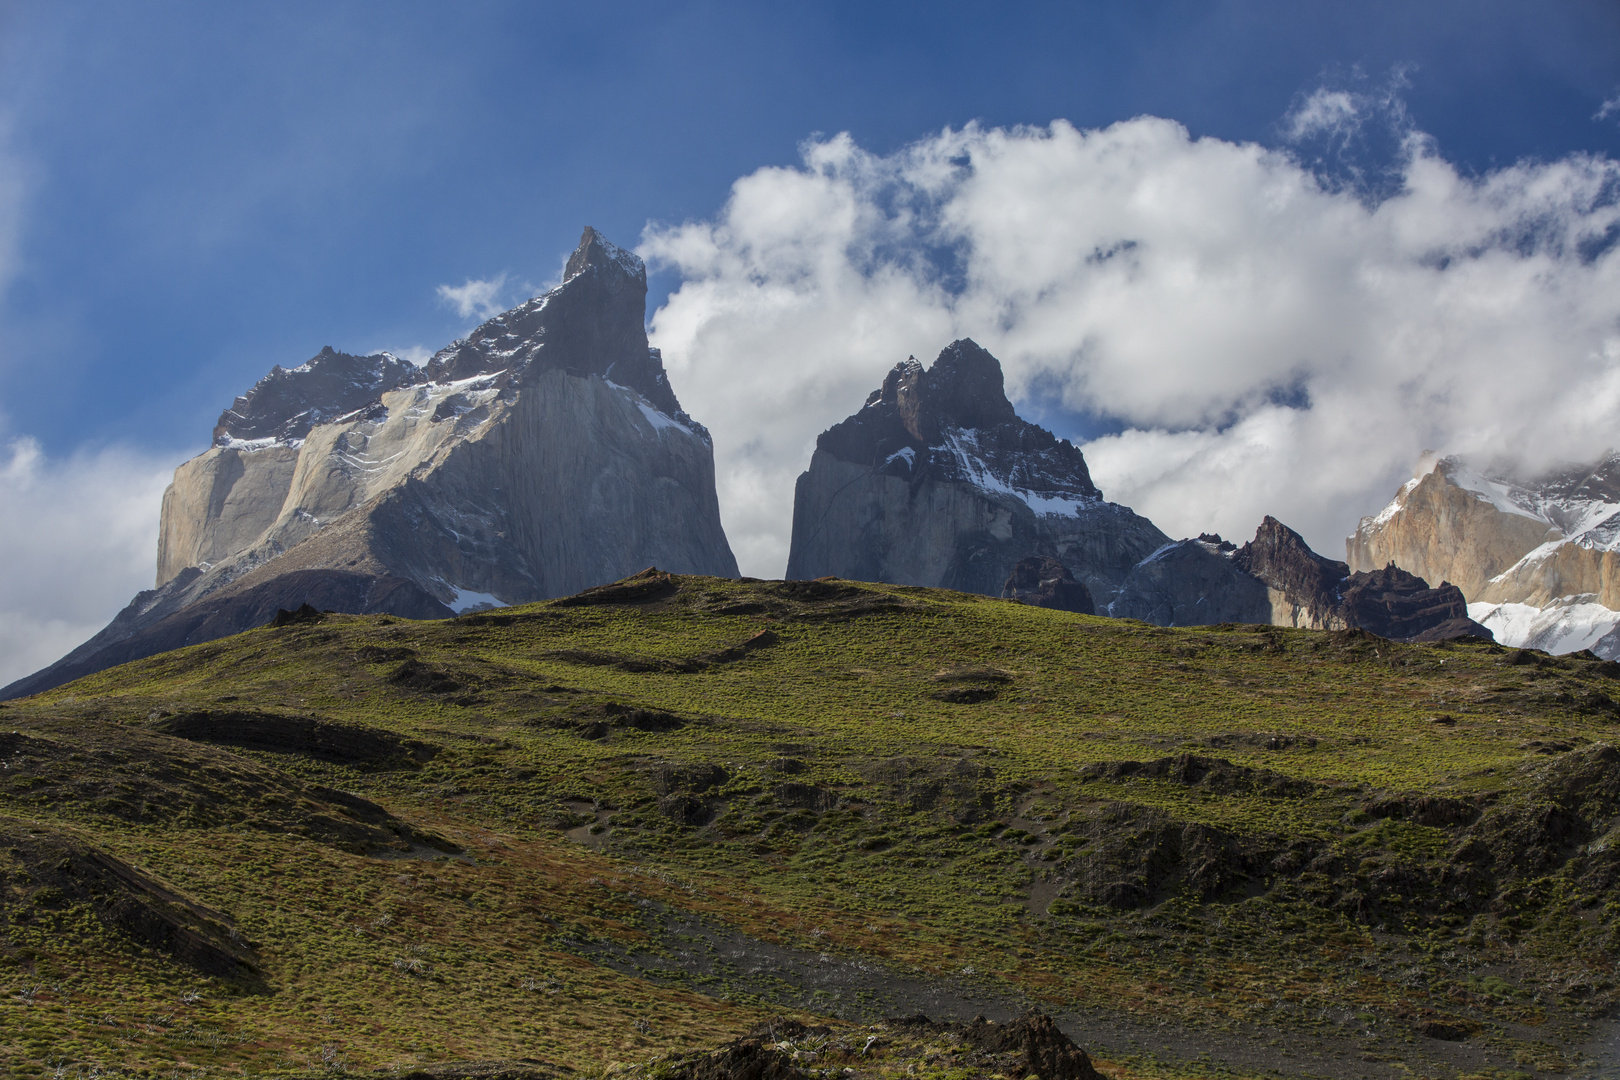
[562, 898, 1584, 1079]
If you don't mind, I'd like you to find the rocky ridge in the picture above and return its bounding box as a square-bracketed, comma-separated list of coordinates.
[786, 340, 1171, 604]
[1111, 518, 1490, 642]
[4, 227, 737, 700]
[1351, 454, 1620, 657]
[790, 343, 1483, 643]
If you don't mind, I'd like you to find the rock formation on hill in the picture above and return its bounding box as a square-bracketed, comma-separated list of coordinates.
[1350, 454, 1620, 656]
[786, 342, 1484, 644]
[1108, 534, 1271, 627]
[786, 340, 1170, 604]
[1001, 555, 1096, 614]
[1110, 518, 1490, 641]
[4, 227, 737, 699]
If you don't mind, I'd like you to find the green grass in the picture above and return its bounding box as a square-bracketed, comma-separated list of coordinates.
[2, 573, 1618, 1076]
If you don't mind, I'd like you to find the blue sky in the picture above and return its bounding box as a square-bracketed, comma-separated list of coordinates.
[2, 0, 1616, 454]
[2, 0, 1620, 683]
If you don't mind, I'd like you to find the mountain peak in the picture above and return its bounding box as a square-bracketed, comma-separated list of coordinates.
[920, 338, 1017, 430]
[813, 339, 1101, 506]
[565, 226, 645, 285]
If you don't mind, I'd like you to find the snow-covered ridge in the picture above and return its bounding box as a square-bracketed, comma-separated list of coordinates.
[593, 234, 645, 279]
[1369, 476, 1421, 528]
[1469, 597, 1620, 658]
[216, 434, 304, 452]
[1439, 455, 1620, 551]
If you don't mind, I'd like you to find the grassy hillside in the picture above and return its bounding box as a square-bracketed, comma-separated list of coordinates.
[2, 572, 1617, 1078]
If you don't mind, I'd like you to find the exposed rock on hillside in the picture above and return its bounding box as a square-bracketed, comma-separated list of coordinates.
[1108, 535, 1271, 627]
[5, 227, 737, 700]
[1351, 454, 1620, 656]
[1000, 555, 1095, 614]
[786, 341, 1169, 604]
[1110, 519, 1490, 641]
[1235, 516, 1489, 639]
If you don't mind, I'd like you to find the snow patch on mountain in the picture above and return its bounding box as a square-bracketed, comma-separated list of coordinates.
[937, 428, 1098, 518]
[1468, 596, 1620, 657]
[448, 587, 506, 614]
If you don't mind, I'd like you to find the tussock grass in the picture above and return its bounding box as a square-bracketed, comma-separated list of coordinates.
[3, 574, 1617, 1076]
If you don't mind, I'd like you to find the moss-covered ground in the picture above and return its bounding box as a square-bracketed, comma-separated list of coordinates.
[2, 573, 1618, 1077]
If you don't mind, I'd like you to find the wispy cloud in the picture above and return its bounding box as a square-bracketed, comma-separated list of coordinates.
[0, 436, 177, 688]
[1282, 89, 1361, 142]
[436, 274, 508, 320]
[644, 115, 1620, 576]
[1598, 92, 1620, 123]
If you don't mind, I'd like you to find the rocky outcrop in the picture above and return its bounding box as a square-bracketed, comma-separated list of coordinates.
[1234, 516, 1357, 630]
[786, 341, 1169, 604]
[5, 227, 737, 700]
[1236, 516, 1489, 639]
[1338, 564, 1483, 641]
[1108, 518, 1490, 640]
[1350, 454, 1620, 656]
[1001, 555, 1096, 614]
[1108, 535, 1272, 626]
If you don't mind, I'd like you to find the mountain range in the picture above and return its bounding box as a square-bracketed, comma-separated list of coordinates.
[6, 229, 1498, 696]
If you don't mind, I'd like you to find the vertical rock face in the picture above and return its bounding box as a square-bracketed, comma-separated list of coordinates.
[1233, 515, 1485, 638]
[1350, 454, 1620, 656]
[1233, 516, 1357, 630]
[786, 341, 1170, 604]
[5, 227, 738, 700]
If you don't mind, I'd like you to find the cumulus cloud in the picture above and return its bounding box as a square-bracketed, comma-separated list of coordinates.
[436, 274, 509, 320]
[0, 437, 176, 688]
[643, 117, 1620, 576]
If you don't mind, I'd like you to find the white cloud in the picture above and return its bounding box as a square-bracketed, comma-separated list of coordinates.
[382, 344, 433, 367]
[0, 437, 177, 689]
[436, 273, 508, 320]
[1599, 92, 1620, 123]
[643, 118, 1620, 576]
[1283, 89, 1361, 142]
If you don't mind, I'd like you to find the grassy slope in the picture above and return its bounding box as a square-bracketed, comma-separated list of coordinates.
[2, 573, 1617, 1078]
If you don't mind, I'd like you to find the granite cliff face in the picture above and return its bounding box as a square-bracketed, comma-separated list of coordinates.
[5, 228, 737, 699]
[786, 341, 1170, 604]
[1351, 455, 1620, 656]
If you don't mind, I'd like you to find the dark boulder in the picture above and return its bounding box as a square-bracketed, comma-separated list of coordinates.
[1001, 555, 1096, 614]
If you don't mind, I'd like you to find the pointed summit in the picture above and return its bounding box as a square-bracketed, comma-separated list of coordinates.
[816, 340, 1099, 501]
[421, 227, 680, 415]
[788, 340, 1166, 600]
[565, 225, 646, 285]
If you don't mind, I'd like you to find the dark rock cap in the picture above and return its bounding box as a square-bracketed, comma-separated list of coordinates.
[213, 347, 426, 446]
[422, 226, 685, 418]
[1002, 555, 1096, 615]
[565, 225, 646, 285]
[817, 338, 1100, 500]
